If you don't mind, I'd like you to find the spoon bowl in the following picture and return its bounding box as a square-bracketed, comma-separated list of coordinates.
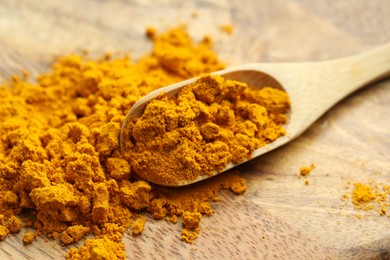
[121, 43, 390, 186]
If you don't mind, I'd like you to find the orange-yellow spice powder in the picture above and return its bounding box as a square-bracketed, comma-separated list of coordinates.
[343, 181, 390, 217]
[0, 26, 251, 259]
[122, 74, 290, 185]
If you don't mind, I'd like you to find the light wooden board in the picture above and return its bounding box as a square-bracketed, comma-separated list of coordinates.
[0, 0, 389, 259]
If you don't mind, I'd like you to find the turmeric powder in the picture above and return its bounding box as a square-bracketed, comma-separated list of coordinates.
[219, 24, 234, 35]
[122, 74, 290, 185]
[0, 26, 254, 258]
[181, 211, 202, 243]
[0, 226, 9, 241]
[6, 215, 22, 233]
[131, 215, 146, 236]
[352, 183, 375, 205]
[343, 181, 390, 217]
[300, 163, 316, 177]
[23, 231, 38, 245]
[0, 25, 290, 257]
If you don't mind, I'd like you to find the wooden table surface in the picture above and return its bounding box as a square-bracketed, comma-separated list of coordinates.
[1, 0, 389, 259]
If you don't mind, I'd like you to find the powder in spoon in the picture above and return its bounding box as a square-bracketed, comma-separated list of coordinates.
[122, 74, 290, 185]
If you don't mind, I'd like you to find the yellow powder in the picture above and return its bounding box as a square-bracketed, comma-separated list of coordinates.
[145, 26, 157, 39]
[0, 225, 10, 241]
[181, 228, 201, 243]
[352, 183, 375, 205]
[300, 163, 315, 177]
[181, 211, 202, 243]
[23, 231, 38, 245]
[122, 74, 290, 185]
[380, 204, 387, 216]
[343, 181, 390, 217]
[131, 215, 146, 236]
[61, 225, 91, 245]
[66, 237, 125, 260]
[0, 26, 250, 259]
[0, 215, 5, 226]
[182, 211, 202, 230]
[219, 24, 234, 35]
[7, 215, 23, 233]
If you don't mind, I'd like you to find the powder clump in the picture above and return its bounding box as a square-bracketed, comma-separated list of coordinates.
[352, 183, 375, 205]
[61, 225, 90, 245]
[131, 215, 147, 236]
[181, 211, 202, 243]
[300, 163, 315, 177]
[7, 215, 23, 233]
[219, 24, 234, 35]
[343, 180, 390, 217]
[0, 225, 9, 241]
[66, 237, 125, 260]
[23, 231, 37, 244]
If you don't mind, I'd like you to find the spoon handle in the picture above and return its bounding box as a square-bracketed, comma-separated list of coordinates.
[328, 42, 390, 97]
[307, 43, 390, 127]
[261, 43, 390, 136]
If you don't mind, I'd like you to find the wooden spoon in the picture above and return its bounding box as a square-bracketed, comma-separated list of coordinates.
[120, 43, 390, 186]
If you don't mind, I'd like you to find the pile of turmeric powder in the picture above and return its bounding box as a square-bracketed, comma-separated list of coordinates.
[0, 26, 255, 259]
[122, 74, 290, 185]
[343, 181, 390, 217]
[0, 26, 290, 259]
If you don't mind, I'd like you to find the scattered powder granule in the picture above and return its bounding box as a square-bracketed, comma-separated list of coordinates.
[300, 163, 316, 177]
[145, 26, 157, 39]
[341, 193, 349, 201]
[380, 204, 387, 216]
[219, 24, 234, 35]
[23, 231, 38, 245]
[343, 181, 390, 217]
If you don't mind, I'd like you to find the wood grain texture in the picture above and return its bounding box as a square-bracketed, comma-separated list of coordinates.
[0, 0, 389, 259]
